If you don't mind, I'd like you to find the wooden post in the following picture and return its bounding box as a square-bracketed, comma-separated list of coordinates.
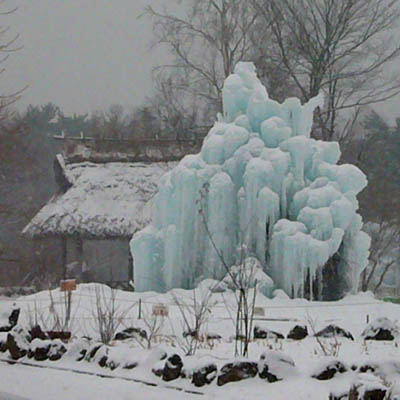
[60, 279, 76, 329]
[138, 298, 142, 320]
[66, 291, 72, 324]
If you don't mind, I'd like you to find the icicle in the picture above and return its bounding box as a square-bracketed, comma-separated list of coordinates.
[130, 62, 370, 297]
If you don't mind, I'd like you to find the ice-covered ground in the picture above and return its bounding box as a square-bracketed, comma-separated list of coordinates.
[1, 284, 400, 399]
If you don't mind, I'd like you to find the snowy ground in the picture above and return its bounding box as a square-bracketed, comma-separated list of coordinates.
[1, 284, 400, 399]
[0, 362, 203, 400]
[0, 361, 335, 400]
[2, 283, 395, 339]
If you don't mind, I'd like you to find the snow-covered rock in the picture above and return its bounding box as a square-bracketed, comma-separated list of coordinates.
[66, 337, 91, 362]
[357, 359, 400, 381]
[258, 350, 297, 382]
[0, 305, 20, 332]
[113, 327, 147, 341]
[314, 324, 354, 340]
[362, 317, 399, 341]
[311, 357, 348, 380]
[84, 342, 104, 363]
[287, 325, 308, 340]
[217, 360, 258, 386]
[162, 354, 184, 382]
[191, 362, 218, 387]
[348, 373, 387, 400]
[253, 325, 284, 340]
[29, 338, 52, 361]
[47, 340, 67, 361]
[6, 327, 30, 360]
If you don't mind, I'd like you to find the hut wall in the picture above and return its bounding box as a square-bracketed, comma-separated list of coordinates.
[82, 239, 130, 283]
[65, 238, 79, 266]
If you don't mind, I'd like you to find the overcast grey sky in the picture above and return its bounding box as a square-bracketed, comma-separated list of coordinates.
[3, 0, 400, 121]
[4, 0, 168, 115]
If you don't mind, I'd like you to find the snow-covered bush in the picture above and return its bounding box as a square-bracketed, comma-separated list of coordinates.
[90, 284, 136, 344]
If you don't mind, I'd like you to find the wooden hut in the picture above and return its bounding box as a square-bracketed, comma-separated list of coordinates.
[22, 154, 176, 288]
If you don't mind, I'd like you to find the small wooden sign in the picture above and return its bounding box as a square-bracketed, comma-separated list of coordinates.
[60, 279, 77, 292]
[253, 306, 265, 316]
[152, 304, 169, 317]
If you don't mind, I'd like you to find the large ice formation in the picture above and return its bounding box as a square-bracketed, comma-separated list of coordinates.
[130, 62, 370, 298]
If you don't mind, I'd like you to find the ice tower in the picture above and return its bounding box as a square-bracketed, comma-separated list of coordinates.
[130, 62, 370, 298]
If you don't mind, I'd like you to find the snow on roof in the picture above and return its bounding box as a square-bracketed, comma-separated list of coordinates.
[22, 159, 176, 239]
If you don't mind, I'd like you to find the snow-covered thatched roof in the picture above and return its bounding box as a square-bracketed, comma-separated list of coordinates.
[23, 156, 176, 239]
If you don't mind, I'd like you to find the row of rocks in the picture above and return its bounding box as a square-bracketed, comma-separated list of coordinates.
[0, 325, 68, 361]
[114, 326, 223, 343]
[2, 321, 399, 397]
[2, 328, 398, 399]
[152, 352, 400, 396]
[0, 327, 141, 370]
[0, 328, 347, 387]
[254, 324, 351, 341]
[91, 322, 395, 345]
[254, 318, 399, 342]
[150, 350, 297, 387]
[152, 352, 373, 387]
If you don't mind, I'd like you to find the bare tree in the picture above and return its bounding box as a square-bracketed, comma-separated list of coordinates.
[198, 184, 259, 357]
[171, 287, 215, 356]
[0, 4, 25, 127]
[307, 314, 342, 357]
[230, 254, 258, 358]
[361, 222, 400, 293]
[138, 306, 164, 349]
[148, 76, 203, 141]
[90, 285, 136, 345]
[0, 2, 23, 170]
[0, 5, 28, 284]
[144, 0, 265, 128]
[38, 288, 81, 334]
[251, 0, 400, 141]
[349, 111, 400, 293]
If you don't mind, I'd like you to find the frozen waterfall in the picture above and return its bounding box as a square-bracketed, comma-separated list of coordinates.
[130, 62, 370, 298]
